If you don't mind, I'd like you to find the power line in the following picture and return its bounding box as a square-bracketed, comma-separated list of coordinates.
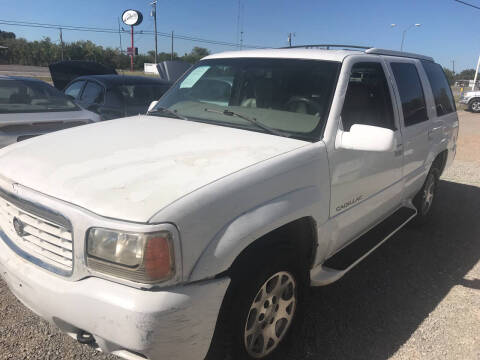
[453, 0, 480, 10]
[0, 19, 267, 49]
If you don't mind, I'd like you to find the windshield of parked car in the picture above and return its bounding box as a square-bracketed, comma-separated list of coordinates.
[115, 83, 170, 106]
[155, 58, 340, 141]
[0, 79, 79, 114]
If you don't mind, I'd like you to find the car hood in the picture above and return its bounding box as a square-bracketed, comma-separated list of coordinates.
[464, 91, 480, 97]
[0, 108, 100, 127]
[0, 116, 308, 222]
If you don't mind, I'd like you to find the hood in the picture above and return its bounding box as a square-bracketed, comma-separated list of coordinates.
[0, 116, 308, 222]
[49, 60, 117, 90]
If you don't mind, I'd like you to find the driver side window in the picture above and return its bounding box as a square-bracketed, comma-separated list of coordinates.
[341, 62, 395, 131]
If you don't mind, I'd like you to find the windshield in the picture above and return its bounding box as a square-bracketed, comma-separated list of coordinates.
[155, 58, 340, 141]
[0, 79, 79, 114]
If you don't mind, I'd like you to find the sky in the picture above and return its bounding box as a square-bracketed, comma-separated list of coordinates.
[1, 0, 479, 72]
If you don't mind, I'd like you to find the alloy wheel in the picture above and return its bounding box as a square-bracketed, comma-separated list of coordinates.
[244, 271, 296, 358]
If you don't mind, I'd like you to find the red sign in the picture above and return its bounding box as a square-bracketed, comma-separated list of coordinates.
[127, 47, 138, 56]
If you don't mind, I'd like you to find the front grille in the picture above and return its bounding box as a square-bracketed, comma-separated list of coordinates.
[0, 196, 73, 273]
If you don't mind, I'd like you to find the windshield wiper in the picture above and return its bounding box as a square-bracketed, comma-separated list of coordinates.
[203, 108, 290, 138]
[148, 107, 188, 120]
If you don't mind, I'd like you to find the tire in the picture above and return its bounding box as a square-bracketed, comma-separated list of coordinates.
[207, 247, 307, 360]
[469, 98, 480, 113]
[411, 167, 440, 225]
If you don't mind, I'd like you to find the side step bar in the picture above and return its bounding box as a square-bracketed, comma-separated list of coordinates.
[310, 206, 417, 286]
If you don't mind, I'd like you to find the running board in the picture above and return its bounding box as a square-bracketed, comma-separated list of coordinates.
[310, 206, 417, 286]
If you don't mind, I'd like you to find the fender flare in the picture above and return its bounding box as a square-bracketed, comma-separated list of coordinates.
[187, 185, 328, 282]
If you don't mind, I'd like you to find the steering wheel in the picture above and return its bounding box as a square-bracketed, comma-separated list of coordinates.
[285, 96, 323, 115]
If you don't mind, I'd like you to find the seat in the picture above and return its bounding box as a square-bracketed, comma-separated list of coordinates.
[341, 82, 373, 131]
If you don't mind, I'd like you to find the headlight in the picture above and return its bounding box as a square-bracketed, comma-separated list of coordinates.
[86, 228, 174, 283]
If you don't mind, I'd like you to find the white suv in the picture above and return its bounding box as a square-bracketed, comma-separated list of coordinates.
[459, 89, 480, 112]
[0, 46, 458, 360]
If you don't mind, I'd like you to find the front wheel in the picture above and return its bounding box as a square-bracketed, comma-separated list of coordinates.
[207, 250, 305, 360]
[469, 98, 480, 113]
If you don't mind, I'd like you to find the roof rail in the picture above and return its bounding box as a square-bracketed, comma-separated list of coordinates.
[280, 44, 371, 50]
[277, 44, 434, 62]
[365, 48, 434, 62]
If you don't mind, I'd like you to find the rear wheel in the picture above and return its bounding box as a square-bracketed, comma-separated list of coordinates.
[207, 248, 306, 360]
[411, 168, 439, 225]
[469, 98, 480, 113]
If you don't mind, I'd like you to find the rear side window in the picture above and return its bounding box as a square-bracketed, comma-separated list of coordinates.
[390, 62, 428, 126]
[81, 82, 104, 104]
[421, 61, 456, 116]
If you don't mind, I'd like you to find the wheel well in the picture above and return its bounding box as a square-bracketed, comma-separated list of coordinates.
[469, 97, 480, 104]
[228, 217, 317, 276]
[432, 150, 448, 177]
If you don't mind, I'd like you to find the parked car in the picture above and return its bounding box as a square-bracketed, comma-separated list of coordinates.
[0, 46, 458, 360]
[459, 89, 480, 112]
[50, 60, 172, 120]
[0, 75, 100, 148]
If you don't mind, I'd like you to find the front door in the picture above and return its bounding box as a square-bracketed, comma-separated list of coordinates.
[327, 58, 404, 255]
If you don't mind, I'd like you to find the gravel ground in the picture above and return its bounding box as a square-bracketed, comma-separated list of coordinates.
[1, 111, 479, 360]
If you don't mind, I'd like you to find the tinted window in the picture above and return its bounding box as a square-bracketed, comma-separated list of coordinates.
[390, 62, 428, 126]
[64, 81, 85, 99]
[81, 82, 104, 104]
[342, 62, 395, 131]
[421, 61, 456, 116]
[157, 58, 341, 141]
[0, 79, 78, 114]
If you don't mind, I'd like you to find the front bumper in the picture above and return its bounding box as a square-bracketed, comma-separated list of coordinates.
[0, 235, 229, 360]
[458, 98, 469, 105]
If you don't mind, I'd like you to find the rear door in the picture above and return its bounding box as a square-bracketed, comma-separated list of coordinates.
[385, 58, 433, 199]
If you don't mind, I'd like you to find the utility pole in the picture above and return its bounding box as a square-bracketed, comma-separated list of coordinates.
[287, 33, 295, 47]
[59, 28, 64, 60]
[130, 25, 134, 72]
[452, 60, 455, 74]
[171, 30, 174, 60]
[240, 31, 244, 50]
[117, 17, 123, 52]
[151, 0, 158, 63]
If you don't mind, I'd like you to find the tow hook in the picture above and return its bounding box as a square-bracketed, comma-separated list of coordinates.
[76, 330, 95, 345]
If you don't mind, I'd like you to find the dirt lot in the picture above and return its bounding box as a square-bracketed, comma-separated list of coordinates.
[0, 111, 479, 360]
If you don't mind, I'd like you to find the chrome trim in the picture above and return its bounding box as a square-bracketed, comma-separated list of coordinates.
[0, 230, 71, 276]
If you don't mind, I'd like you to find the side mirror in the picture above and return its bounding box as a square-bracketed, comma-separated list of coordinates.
[336, 124, 396, 152]
[147, 100, 159, 113]
[65, 94, 75, 101]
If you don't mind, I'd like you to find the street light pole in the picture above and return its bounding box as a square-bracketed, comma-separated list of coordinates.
[151, 0, 158, 64]
[391, 23, 421, 51]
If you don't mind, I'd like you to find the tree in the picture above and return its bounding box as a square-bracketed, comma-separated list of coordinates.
[456, 69, 476, 80]
[182, 47, 210, 63]
[0, 30, 16, 40]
